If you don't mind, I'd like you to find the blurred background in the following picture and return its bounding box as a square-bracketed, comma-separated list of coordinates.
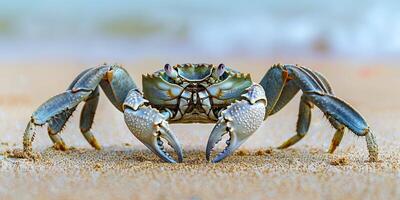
[0, 0, 399, 64]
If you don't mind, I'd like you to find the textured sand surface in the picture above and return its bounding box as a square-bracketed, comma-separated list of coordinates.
[0, 60, 399, 200]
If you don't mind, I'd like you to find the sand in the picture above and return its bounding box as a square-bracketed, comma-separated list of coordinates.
[0, 59, 399, 200]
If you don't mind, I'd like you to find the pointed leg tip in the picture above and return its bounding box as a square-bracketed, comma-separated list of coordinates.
[94, 146, 102, 150]
[327, 144, 336, 153]
[82, 130, 102, 150]
[368, 153, 379, 162]
[8, 149, 42, 160]
[90, 140, 102, 150]
[276, 145, 286, 150]
[277, 135, 304, 150]
[53, 142, 69, 151]
[368, 159, 380, 163]
[276, 143, 291, 150]
[211, 157, 224, 163]
[327, 147, 336, 154]
[365, 156, 380, 163]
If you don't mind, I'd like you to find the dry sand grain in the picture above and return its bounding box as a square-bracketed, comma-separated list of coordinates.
[0, 60, 399, 200]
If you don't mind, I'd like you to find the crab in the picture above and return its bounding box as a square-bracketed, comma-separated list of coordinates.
[22, 63, 378, 163]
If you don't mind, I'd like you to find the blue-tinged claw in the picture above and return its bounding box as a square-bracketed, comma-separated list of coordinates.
[206, 99, 266, 163]
[124, 105, 183, 163]
[206, 117, 238, 163]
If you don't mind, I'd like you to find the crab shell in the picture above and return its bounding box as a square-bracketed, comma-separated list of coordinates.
[142, 63, 253, 123]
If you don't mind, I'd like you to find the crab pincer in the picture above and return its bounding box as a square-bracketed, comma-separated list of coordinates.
[123, 90, 183, 163]
[206, 84, 267, 163]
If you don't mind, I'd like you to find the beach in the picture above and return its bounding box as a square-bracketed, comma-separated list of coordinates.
[0, 59, 399, 200]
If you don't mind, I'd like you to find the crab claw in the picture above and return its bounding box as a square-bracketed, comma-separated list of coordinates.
[206, 116, 238, 163]
[206, 84, 267, 163]
[124, 106, 183, 163]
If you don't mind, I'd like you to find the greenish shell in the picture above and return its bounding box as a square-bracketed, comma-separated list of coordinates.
[142, 64, 253, 122]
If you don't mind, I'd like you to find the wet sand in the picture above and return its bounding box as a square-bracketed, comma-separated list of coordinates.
[0, 59, 399, 200]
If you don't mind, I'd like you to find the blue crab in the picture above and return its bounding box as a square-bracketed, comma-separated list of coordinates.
[22, 63, 378, 163]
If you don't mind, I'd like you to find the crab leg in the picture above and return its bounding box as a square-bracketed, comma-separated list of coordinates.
[327, 117, 345, 153]
[206, 84, 267, 163]
[260, 64, 378, 161]
[76, 66, 138, 149]
[80, 87, 101, 150]
[45, 68, 92, 150]
[46, 98, 79, 150]
[47, 106, 76, 150]
[24, 91, 90, 155]
[277, 95, 312, 149]
[23, 66, 112, 154]
[123, 90, 183, 163]
[309, 92, 378, 160]
[366, 130, 378, 162]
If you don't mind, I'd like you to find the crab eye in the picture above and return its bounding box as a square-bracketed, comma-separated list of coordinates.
[164, 64, 178, 79]
[164, 64, 172, 71]
[217, 63, 225, 77]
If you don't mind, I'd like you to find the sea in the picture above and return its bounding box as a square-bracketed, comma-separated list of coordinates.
[0, 0, 399, 62]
